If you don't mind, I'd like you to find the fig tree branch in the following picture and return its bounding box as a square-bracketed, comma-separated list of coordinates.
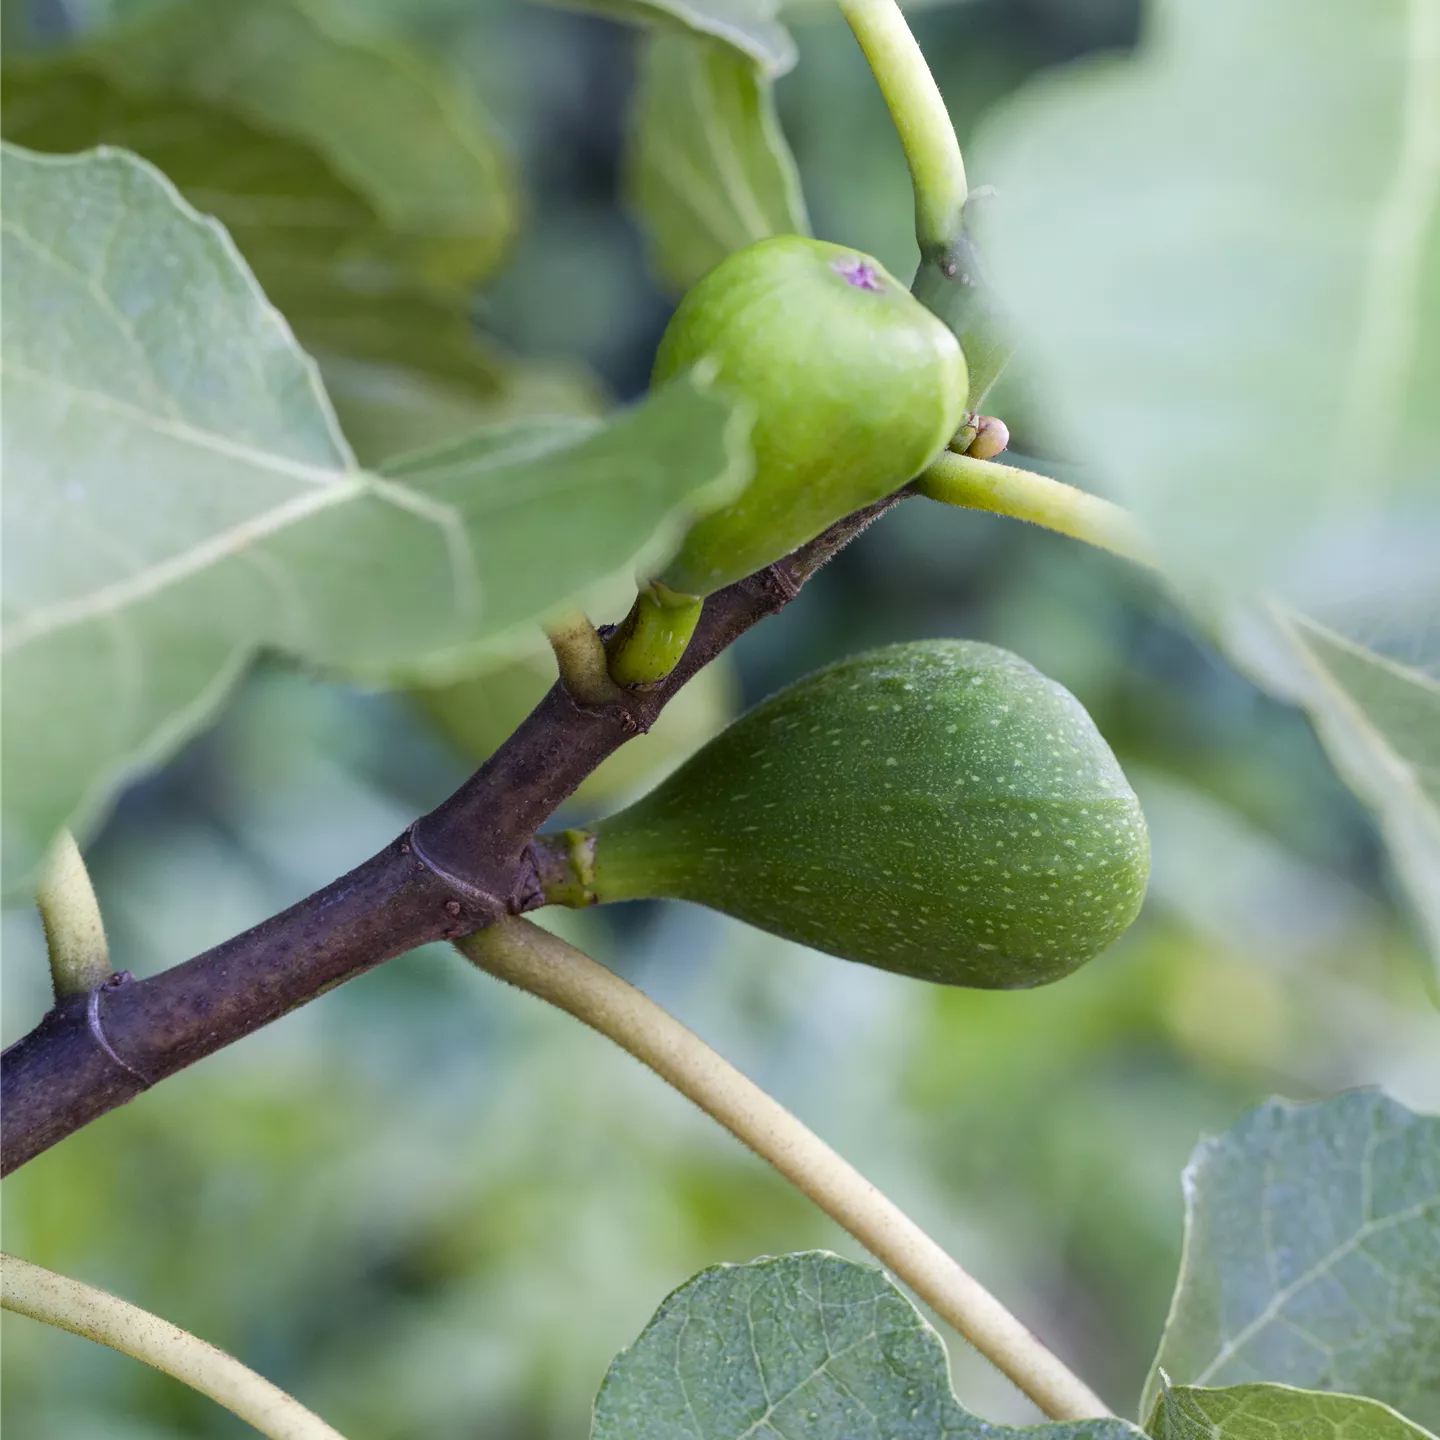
[1, 1254, 349, 1440]
[0, 493, 906, 1177]
[459, 918, 1113, 1423]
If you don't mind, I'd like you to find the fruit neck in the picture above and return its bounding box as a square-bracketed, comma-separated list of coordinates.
[529, 829, 600, 908]
[529, 823, 688, 910]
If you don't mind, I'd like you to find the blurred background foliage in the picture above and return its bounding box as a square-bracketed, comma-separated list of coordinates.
[3, 0, 1438, 1436]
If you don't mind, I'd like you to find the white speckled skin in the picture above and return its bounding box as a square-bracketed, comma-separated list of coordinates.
[588, 640, 1150, 989]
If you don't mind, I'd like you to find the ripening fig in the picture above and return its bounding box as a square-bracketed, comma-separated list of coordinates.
[652, 236, 968, 598]
[532, 641, 1149, 989]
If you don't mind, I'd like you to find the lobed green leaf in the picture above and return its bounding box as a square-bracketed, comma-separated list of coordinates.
[1230, 609, 1440, 984]
[594, 1251, 1144, 1439]
[1143, 1092, 1440, 1427]
[540, 0, 796, 78]
[1147, 1383, 1437, 1440]
[0, 0, 537, 457]
[626, 32, 809, 294]
[0, 144, 749, 881]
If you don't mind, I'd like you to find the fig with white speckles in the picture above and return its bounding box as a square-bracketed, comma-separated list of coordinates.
[652, 236, 968, 598]
[532, 640, 1150, 989]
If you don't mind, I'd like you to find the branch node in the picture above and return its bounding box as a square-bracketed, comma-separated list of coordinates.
[404, 825, 506, 914]
[86, 975, 152, 1089]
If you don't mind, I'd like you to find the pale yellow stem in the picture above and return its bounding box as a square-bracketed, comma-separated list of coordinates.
[917, 451, 1158, 568]
[836, 0, 968, 256]
[2, 1254, 349, 1440]
[35, 830, 112, 998]
[545, 610, 623, 705]
[459, 918, 1112, 1422]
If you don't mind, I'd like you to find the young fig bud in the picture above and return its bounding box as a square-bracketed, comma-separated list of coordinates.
[653, 237, 968, 597]
[537, 641, 1150, 989]
[965, 414, 1010, 460]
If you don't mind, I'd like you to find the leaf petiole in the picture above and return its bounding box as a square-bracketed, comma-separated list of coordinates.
[35, 830, 113, 1001]
[545, 612, 625, 706]
[837, 0, 968, 260]
[459, 918, 1114, 1423]
[2, 1254, 349, 1440]
[917, 451, 1157, 568]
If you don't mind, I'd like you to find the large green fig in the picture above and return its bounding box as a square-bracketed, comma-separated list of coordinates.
[537, 641, 1149, 989]
[653, 236, 968, 597]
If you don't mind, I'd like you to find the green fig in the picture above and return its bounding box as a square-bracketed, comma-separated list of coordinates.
[653, 236, 968, 598]
[534, 641, 1149, 989]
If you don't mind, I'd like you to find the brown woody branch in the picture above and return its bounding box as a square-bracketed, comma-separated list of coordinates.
[0, 493, 909, 1176]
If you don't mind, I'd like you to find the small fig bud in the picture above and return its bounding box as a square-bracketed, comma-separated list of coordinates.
[965, 414, 1010, 460]
[543, 640, 1149, 989]
[653, 236, 969, 597]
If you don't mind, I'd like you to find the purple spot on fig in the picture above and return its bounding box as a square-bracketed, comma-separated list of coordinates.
[832, 257, 884, 292]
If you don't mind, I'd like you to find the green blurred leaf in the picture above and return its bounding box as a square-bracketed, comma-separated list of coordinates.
[1, 0, 533, 455]
[1229, 609, 1440, 974]
[297, 284, 607, 465]
[541, 0, 796, 78]
[594, 1251, 1144, 1439]
[2, 0, 516, 288]
[625, 33, 808, 294]
[1, 144, 749, 879]
[1142, 1092, 1440, 1426]
[973, 0, 1440, 967]
[1147, 1383, 1436, 1440]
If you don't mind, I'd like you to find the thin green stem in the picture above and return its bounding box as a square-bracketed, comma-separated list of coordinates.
[916, 451, 1158, 568]
[1, 1254, 349, 1440]
[607, 581, 705, 688]
[837, 0, 967, 257]
[458, 918, 1114, 1423]
[35, 830, 112, 999]
[545, 611, 624, 706]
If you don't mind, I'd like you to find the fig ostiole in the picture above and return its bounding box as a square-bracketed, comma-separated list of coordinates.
[531, 640, 1150, 990]
[650, 235, 969, 599]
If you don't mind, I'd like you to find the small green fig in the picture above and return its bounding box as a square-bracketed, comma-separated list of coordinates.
[537, 641, 1149, 989]
[653, 236, 968, 597]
